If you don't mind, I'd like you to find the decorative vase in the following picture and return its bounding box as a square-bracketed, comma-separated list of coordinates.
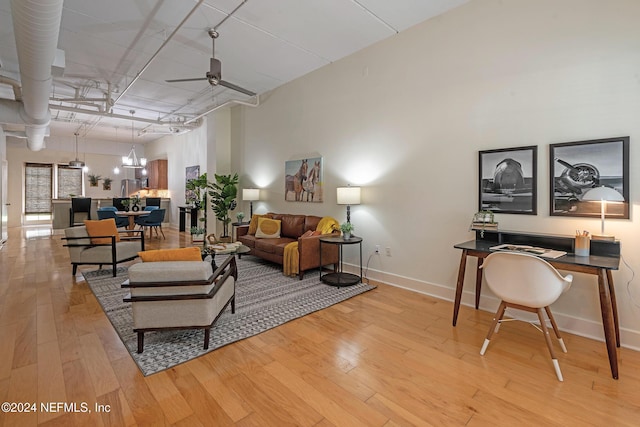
[343, 232, 351, 239]
[132, 204, 140, 212]
[124, 206, 130, 212]
[192, 234, 204, 243]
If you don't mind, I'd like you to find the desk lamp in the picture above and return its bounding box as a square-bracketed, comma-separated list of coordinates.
[336, 185, 361, 224]
[582, 185, 624, 241]
[243, 188, 259, 218]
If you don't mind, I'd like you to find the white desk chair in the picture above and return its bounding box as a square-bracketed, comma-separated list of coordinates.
[480, 251, 573, 381]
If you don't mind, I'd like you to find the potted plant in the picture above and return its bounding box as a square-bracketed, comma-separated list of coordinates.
[340, 222, 354, 239]
[130, 194, 142, 211]
[102, 177, 112, 191]
[186, 173, 209, 232]
[121, 199, 131, 212]
[88, 173, 101, 187]
[208, 173, 238, 242]
[236, 212, 245, 224]
[190, 226, 206, 243]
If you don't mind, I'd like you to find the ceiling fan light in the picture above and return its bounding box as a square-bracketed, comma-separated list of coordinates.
[68, 159, 85, 168]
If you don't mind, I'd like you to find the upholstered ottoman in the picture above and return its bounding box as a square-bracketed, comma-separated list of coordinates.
[123, 255, 237, 353]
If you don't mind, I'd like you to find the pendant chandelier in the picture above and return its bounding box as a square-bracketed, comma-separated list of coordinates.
[68, 132, 85, 169]
[121, 110, 147, 170]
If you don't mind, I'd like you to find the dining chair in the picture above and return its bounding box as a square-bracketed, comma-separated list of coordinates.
[97, 207, 129, 228]
[480, 251, 573, 381]
[112, 197, 129, 211]
[70, 197, 91, 227]
[136, 208, 166, 239]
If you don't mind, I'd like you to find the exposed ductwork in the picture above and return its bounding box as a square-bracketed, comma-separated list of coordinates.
[6, 0, 64, 151]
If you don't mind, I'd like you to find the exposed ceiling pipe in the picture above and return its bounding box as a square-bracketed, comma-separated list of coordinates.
[184, 95, 259, 125]
[49, 103, 202, 128]
[113, 0, 205, 106]
[10, 0, 64, 151]
[0, 75, 22, 100]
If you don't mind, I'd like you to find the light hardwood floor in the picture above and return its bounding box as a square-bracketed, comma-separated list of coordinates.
[1, 224, 639, 426]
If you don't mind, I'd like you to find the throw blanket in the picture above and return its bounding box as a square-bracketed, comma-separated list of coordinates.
[283, 216, 339, 276]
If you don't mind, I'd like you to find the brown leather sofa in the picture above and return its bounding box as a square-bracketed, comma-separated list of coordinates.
[237, 213, 339, 279]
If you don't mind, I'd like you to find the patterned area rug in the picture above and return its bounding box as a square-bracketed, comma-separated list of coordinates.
[83, 256, 376, 376]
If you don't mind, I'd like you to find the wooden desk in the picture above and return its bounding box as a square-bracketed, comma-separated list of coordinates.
[453, 229, 621, 379]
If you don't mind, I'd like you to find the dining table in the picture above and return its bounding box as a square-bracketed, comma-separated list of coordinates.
[115, 210, 149, 230]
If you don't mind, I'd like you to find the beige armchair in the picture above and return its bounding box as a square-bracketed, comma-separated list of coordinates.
[63, 226, 145, 277]
[123, 255, 237, 353]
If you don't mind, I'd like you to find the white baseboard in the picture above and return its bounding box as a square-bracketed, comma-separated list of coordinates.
[347, 264, 640, 352]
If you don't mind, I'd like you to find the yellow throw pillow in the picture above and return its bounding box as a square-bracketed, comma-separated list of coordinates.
[255, 217, 282, 238]
[84, 219, 120, 244]
[248, 213, 272, 235]
[138, 247, 202, 262]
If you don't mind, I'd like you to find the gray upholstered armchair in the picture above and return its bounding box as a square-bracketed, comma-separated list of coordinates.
[63, 226, 145, 276]
[123, 255, 237, 353]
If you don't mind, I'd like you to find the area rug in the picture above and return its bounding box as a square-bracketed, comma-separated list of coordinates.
[82, 257, 376, 376]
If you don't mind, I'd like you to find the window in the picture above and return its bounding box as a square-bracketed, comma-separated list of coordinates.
[58, 165, 83, 199]
[25, 163, 53, 215]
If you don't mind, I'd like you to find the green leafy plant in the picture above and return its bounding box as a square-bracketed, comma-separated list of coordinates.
[190, 226, 206, 235]
[186, 173, 209, 232]
[88, 174, 101, 186]
[236, 212, 245, 223]
[102, 177, 112, 190]
[340, 222, 354, 234]
[208, 173, 239, 238]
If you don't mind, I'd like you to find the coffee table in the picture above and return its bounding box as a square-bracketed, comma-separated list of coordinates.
[201, 243, 250, 270]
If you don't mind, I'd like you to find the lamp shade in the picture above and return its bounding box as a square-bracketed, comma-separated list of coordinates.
[337, 186, 361, 205]
[582, 186, 624, 202]
[243, 188, 260, 201]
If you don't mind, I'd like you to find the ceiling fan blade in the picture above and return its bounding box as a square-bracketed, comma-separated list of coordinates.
[165, 77, 207, 83]
[219, 80, 256, 97]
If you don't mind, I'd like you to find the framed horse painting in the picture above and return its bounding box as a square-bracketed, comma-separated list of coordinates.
[285, 157, 323, 202]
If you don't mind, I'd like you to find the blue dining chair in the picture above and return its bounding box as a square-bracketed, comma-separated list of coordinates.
[136, 208, 166, 239]
[97, 207, 129, 228]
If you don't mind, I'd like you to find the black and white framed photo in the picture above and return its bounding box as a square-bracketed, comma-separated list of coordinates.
[550, 136, 629, 218]
[479, 146, 537, 214]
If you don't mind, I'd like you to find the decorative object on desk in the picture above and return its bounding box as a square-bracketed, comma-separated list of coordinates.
[121, 198, 131, 212]
[243, 188, 259, 216]
[208, 173, 238, 240]
[285, 157, 323, 202]
[206, 233, 218, 245]
[337, 184, 361, 224]
[479, 145, 537, 214]
[190, 226, 205, 243]
[469, 210, 498, 238]
[581, 186, 624, 241]
[88, 173, 101, 187]
[550, 137, 629, 219]
[574, 232, 591, 256]
[236, 211, 245, 224]
[340, 222, 354, 239]
[102, 177, 112, 191]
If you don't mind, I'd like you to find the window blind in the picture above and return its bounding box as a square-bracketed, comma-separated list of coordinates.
[25, 163, 53, 214]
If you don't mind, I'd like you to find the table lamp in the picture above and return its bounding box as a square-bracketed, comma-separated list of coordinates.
[243, 188, 259, 218]
[582, 185, 624, 241]
[336, 185, 361, 224]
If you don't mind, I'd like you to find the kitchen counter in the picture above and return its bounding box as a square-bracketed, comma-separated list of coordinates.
[52, 198, 171, 229]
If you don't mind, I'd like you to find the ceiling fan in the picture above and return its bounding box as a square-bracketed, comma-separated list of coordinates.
[166, 29, 256, 97]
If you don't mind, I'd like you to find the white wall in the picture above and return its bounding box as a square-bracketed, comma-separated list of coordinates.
[230, 0, 640, 349]
[144, 123, 209, 231]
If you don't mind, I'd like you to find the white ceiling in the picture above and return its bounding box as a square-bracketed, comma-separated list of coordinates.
[0, 0, 468, 144]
